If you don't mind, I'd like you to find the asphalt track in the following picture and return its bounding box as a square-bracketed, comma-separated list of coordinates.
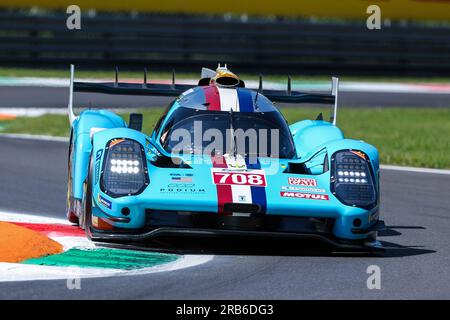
[0, 136, 450, 299]
[1, 86, 450, 109]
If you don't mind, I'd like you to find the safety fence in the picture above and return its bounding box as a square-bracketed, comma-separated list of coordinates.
[0, 11, 449, 75]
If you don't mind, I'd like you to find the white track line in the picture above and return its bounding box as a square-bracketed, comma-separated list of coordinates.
[0, 210, 70, 224]
[380, 164, 450, 175]
[0, 107, 136, 117]
[0, 133, 68, 142]
[0, 108, 68, 117]
[0, 255, 213, 282]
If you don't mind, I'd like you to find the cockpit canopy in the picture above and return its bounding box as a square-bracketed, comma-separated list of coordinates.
[156, 87, 296, 159]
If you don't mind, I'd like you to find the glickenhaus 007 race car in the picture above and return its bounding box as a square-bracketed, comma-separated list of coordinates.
[66, 64, 385, 252]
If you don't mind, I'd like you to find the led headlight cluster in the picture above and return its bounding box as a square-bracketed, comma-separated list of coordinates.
[101, 139, 149, 197]
[331, 150, 377, 208]
[337, 170, 367, 183]
[110, 159, 140, 174]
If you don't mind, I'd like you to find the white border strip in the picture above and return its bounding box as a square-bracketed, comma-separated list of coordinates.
[0, 133, 68, 142]
[0, 210, 70, 224]
[380, 164, 450, 175]
[0, 254, 213, 282]
[0, 108, 68, 117]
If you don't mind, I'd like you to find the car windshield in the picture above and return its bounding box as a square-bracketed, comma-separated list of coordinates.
[159, 107, 296, 159]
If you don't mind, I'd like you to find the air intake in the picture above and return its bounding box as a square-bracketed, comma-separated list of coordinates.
[223, 203, 261, 214]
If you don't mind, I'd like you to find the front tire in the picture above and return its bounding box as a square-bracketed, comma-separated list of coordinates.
[66, 129, 79, 225]
[80, 155, 93, 232]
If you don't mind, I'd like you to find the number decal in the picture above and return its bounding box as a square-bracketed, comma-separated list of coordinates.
[217, 173, 230, 184]
[247, 174, 264, 186]
[212, 170, 267, 187]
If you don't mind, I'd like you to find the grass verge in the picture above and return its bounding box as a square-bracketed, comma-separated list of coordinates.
[0, 108, 449, 169]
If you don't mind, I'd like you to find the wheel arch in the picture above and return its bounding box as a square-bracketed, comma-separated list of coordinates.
[69, 110, 126, 205]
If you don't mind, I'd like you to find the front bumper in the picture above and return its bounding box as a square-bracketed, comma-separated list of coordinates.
[87, 212, 385, 252]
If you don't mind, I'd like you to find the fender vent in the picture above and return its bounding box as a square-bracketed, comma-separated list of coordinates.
[284, 162, 309, 174]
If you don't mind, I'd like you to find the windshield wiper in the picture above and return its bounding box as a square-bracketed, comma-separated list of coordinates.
[228, 109, 238, 157]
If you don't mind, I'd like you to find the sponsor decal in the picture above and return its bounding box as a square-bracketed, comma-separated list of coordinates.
[95, 149, 103, 162]
[350, 150, 367, 160]
[281, 186, 326, 193]
[160, 184, 205, 193]
[167, 183, 195, 188]
[97, 194, 112, 209]
[280, 191, 329, 201]
[94, 149, 103, 184]
[108, 139, 125, 148]
[95, 162, 101, 184]
[288, 177, 317, 186]
[227, 162, 246, 169]
[169, 173, 194, 183]
[171, 176, 193, 183]
[211, 169, 267, 187]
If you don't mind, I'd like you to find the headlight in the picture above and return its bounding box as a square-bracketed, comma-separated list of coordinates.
[101, 138, 149, 197]
[330, 150, 377, 208]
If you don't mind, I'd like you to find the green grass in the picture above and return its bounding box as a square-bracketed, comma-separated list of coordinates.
[283, 108, 450, 169]
[1, 108, 449, 169]
[1, 66, 450, 83]
[0, 114, 72, 137]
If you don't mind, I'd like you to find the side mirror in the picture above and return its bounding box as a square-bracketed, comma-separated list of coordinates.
[129, 113, 143, 131]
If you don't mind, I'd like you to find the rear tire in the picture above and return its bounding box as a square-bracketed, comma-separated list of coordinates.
[80, 155, 93, 232]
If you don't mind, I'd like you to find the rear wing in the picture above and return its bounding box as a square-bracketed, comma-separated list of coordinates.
[256, 75, 339, 125]
[68, 65, 339, 125]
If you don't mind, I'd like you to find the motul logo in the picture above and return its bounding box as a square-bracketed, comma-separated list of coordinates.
[280, 192, 329, 201]
[288, 177, 318, 186]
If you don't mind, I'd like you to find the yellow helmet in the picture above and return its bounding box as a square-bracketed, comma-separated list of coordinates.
[210, 64, 241, 87]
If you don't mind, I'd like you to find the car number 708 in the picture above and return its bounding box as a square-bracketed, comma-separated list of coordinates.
[212, 171, 267, 187]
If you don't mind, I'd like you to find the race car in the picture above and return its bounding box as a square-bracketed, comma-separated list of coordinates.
[66, 64, 385, 251]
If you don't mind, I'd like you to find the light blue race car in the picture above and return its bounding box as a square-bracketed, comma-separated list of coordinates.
[66, 64, 385, 252]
